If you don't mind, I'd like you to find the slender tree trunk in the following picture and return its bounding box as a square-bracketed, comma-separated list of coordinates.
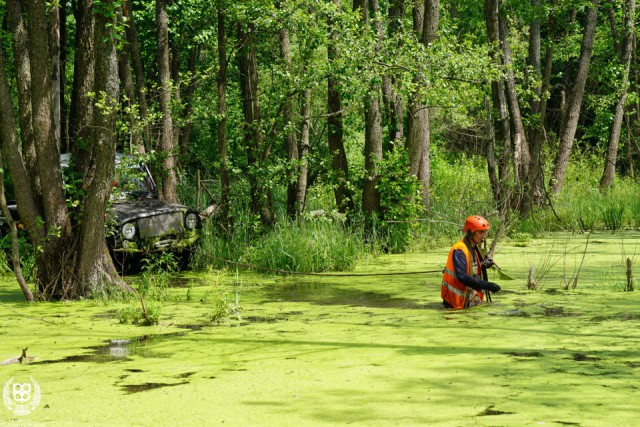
[238, 23, 272, 224]
[327, 0, 354, 213]
[122, 0, 149, 152]
[0, 158, 33, 302]
[407, 0, 438, 209]
[296, 88, 311, 217]
[50, 3, 62, 145]
[551, 1, 599, 194]
[217, 8, 231, 229]
[600, 0, 635, 190]
[528, 0, 556, 208]
[279, 27, 299, 219]
[485, 0, 512, 207]
[359, 0, 383, 216]
[499, 13, 530, 212]
[117, 7, 138, 153]
[156, 0, 177, 202]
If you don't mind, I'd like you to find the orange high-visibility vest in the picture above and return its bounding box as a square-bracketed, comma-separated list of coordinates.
[441, 239, 484, 309]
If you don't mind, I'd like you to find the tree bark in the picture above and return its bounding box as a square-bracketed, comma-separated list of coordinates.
[0, 158, 33, 302]
[122, 0, 150, 152]
[49, 3, 62, 145]
[117, 7, 139, 153]
[600, 0, 635, 190]
[485, 0, 512, 207]
[551, 1, 599, 194]
[327, 0, 354, 213]
[69, 0, 95, 158]
[156, 0, 178, 202]
[296, 88, 311, 217]
[22, 0, 73, 298]
[279, 27, 299, 219]
[499, 13, 530, 212]
[6, 0, 41, 208]
[217, 8, 231, 229]
[238, 23, 273, 224]
[76, 3, 129, 294]
[359, 0, 383, 216]
[407, 0, 439, 208]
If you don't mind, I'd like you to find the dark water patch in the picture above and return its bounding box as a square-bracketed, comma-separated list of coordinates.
[177, 372, 196, 378]
[506, 351, 543, 358]
[169, 277, 206, 288]
[476, 405, 514, 416]
[222, 368, 248, 372]
[92, 310, 119, 320]
[542, 305, 578, 317]
[624, 361, 640, 368]
[122, 381, 188, 394]
[545, 289, 563, 295]
[265, 282, 425, 309]
[572, 353, 601, 362]
[498, 309, 530, 317]
[125, 368, 144, 373]
[555, 421, 581, 426]
[591, 313, 640, 322]
[33, 333, 185, 365]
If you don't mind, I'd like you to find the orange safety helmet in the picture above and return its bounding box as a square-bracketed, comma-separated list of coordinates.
[463, 215, 490, 233]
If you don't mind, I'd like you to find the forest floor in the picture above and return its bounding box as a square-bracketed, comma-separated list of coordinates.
[0, 231, 639, 426]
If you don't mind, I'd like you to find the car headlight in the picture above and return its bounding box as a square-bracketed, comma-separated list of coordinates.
[122, 222, 136, 240]
[185, 212, 198, 230]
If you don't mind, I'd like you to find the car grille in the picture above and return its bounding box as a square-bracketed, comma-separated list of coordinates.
[138, 212, 184, 239]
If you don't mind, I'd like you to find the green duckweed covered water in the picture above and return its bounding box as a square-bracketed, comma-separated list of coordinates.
[1, 232, 639, 426]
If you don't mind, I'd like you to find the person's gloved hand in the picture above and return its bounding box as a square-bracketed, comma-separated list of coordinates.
[481, 257, 495, 268]
[485, 282, 501, 293]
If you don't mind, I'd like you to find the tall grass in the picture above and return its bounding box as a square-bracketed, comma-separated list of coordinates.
[246, 218, 363, 273]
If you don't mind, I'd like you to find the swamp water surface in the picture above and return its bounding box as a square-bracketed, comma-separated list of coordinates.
[1, 231, 639, 426]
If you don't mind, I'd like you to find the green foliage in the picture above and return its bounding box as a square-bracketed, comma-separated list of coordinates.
[376, 147, 423, 253]
[246, 218, 362, 273]
[209, 285, 242, 323]
[118, 299, 161, 326]
[136, 253, 179, 301]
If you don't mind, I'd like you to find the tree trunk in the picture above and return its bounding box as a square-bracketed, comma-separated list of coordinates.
[527, 0, 556, 208]
[69, 0, 95, 159]
[407, 0, 438, 209]
[551, 1, 599, 194]
[217, 8, 231, 229]
[358, 0, 383, 216]
[156, 0, 177, 202]
[296, 88, 311, 217]
[600, 0, 635, 191]
[122, 0, 150, 152]
[179, 47, 198, 159]
[76, 4, 129, 294]
[499, 13, 530, 212]
[327, 0, 354, 213]
[22, 0, 73, 298]
[6, 0, 41, 208]
[0, 158, 33, 302]
[49, 3, 62, 145]
[238, 23, 273, 224]
[279, 27, 299, 219]
[117, 7, 138, 154]
[485, 0, 512, 208]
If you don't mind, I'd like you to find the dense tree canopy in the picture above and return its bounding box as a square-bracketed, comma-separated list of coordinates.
[0, 0, 638, 299]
